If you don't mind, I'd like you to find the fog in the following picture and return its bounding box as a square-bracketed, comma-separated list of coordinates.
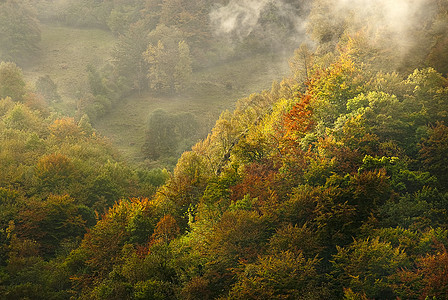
[0, 0, 445, 167]
[307, 0, 436, 60]
[210, 0, 272, 38]
[333, 0, 430, 42]
[210, 0, 435, 63]
[210, 0, 309, 47]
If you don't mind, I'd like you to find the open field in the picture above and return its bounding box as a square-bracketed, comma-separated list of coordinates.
[23, 24, 115, 115]
[94, 53, 290, 165]
[22, 24, 291, 165]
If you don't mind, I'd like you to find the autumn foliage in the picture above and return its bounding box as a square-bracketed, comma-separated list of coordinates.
[2, 1, 448, 299]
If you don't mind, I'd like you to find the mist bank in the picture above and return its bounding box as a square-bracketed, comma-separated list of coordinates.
[210, 0, 445, 72]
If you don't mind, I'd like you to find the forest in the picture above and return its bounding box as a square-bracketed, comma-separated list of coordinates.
[1, 0, 448, 299]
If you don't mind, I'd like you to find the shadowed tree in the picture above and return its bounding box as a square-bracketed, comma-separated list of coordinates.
[0, 62, 26, 102]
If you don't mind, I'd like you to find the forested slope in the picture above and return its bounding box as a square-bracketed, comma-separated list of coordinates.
[1, 0, 448, 299]
[0, 62, 168, 298]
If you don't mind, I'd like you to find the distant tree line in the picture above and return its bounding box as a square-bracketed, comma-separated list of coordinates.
[1, 0, 448, 299]
[0, 0, 41, 65]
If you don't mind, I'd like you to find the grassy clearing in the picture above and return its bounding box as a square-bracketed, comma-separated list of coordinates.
[23, 24, 115, 115]
[22, 24, 291, 165]
[95, 53, 290, 164]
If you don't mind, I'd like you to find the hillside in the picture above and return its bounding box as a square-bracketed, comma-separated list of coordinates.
[95, 53, 289, 164]
[23, 24, 115, 115]
[23, 24, 289, 166]
[1, 0, 448, 299]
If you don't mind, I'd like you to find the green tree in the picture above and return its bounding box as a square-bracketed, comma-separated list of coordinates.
[331, 237, 410, 299]
[228, 251, 322, 299]
[62, 0, 113, 28]
[0, 62, 26, 102]
[143, 25, 193, 93]
[159, 0, 213, 50]
[174, 41, 193, 92]
[419, 123, 448, 189]
[405, 68, 448, 125]
[144, 41, 171, 92]
[1, 236, 72, 299]
[142, 109, 199, 161]
[308, 54, 366, 127]
[289, 43, 313, 83]
[67, 198, 156, 295]
[142, 109, 177, 160]
[35, 75, 61, 103]
[393, 245, 448, 299]
[193, 210, 268, 297]
[16, 194, 94, 256]
[427, 11, 448, 74]
[0, 0, 41, 64]
[107, 1, 145, 35]
[111, 21, 151, 94]
[34, 153, 76, 195]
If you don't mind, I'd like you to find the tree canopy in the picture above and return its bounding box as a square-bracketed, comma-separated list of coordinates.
[1, 0, 448, 299]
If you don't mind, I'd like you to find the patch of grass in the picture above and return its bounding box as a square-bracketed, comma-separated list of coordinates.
[95, 53, 290, 165]
[21, 24, 291, 166]
[23, 24, 115, 115]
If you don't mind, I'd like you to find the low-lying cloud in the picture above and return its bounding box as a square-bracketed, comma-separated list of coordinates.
[210, 0, 308, 43]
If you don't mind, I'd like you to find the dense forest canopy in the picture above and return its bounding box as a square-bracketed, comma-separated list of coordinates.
[1, 0, 448, 299]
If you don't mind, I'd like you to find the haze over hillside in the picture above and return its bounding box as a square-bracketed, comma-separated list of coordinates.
[1, 0, 448, 299]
